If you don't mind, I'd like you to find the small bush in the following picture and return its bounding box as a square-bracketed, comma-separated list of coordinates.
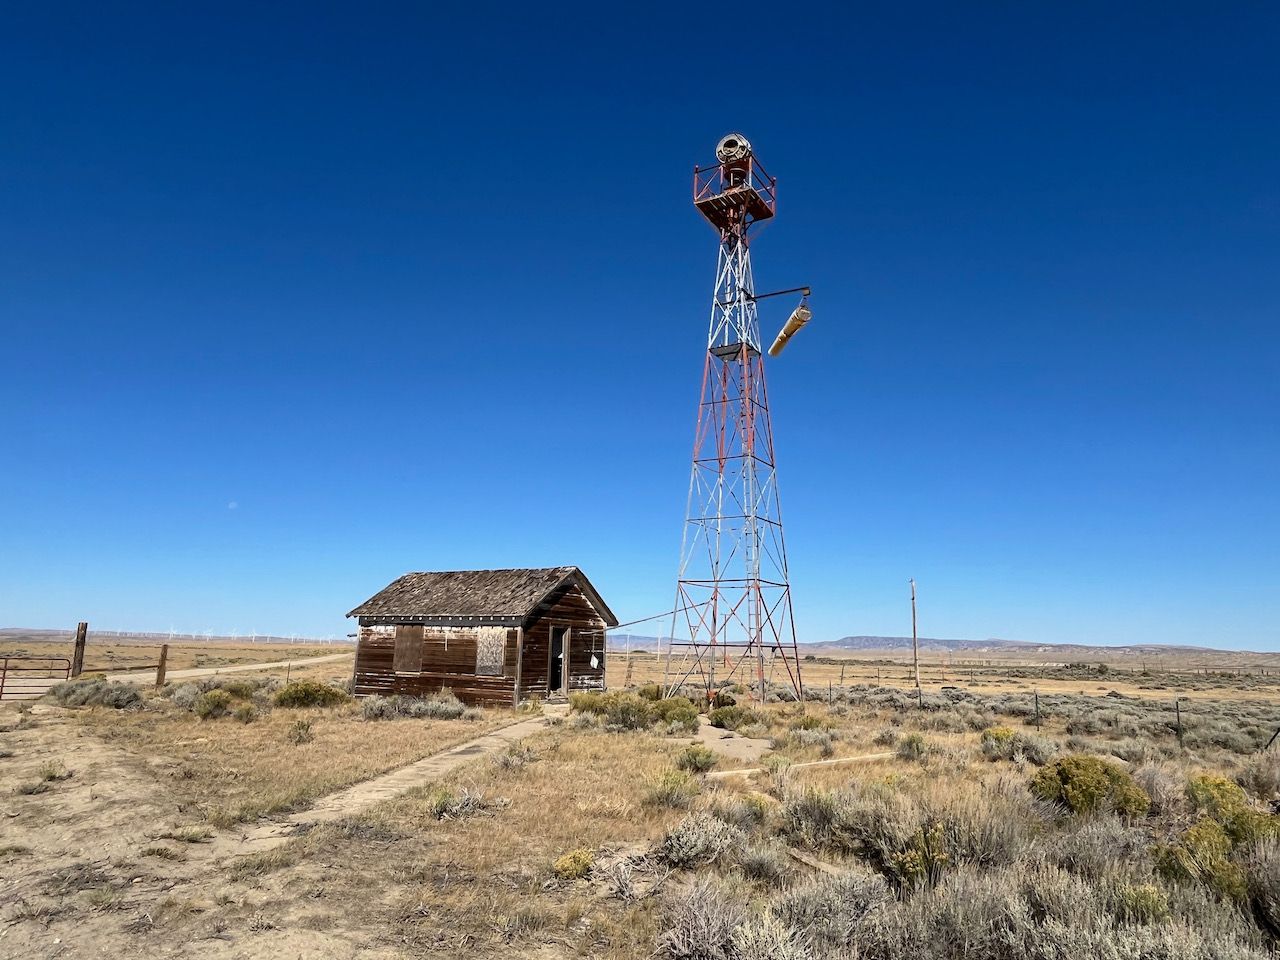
[653, 697, 700, 733]
[273, 681, 350, 708]
[1134, 763, 1186, 816]
[1237, 751, 1280, 801]
[1030, 754, 1151, 818]
[980, 726, 1057, 765]
[980, 726, 1017, 759]
[40, 762, 71, 782]
[896, 732, 928, 762]
[47, 677, 142, 710]
[1114, 882, 1170, 924]
[1185, 775, 1279, 847]
[552, 848, 593, 880]
[734, 841, 789, 883]
[1155, 819, 1246, 901]
[873, 726, 899, 747]
[729, 913, 808, 959]
[655, 878, 745, 960]
[675, 745, 718, 773]
[708, 793, 770, 830]
[193, 690, 233, 720]
[570, 691, 655, 731]
[708, 706, 760, 731]
[644, 770, 701, 809]
[425, 786, 488, 820]
[659, 812, 743, 867]
[1242, 838, 1280, 938]
[287, 719, 314, 745]
[169, 683, 200, 710]
[232, 703, 257, 724]
[770, 868, 892, 949]
[635, 682, 663, 701]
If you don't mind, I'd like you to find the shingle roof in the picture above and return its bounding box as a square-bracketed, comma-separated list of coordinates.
[346, 566, 618, 626]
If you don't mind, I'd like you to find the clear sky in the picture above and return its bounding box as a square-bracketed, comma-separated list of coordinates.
[1, 3, 1277, 649]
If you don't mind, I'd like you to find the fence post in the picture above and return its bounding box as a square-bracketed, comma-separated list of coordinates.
[0, 658, 7, 700]
[1034, 688, 1041, 727]
[1175, 698, 1183, 746]
[155, 644, 169, 690]
[71, 622, 88, 677]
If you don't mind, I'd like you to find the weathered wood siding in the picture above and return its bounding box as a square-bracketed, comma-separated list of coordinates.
[354, 622, 518, 706]
[519, 582, 607, 698]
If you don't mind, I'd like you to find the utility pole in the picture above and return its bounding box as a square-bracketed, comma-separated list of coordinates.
[910, 579, 921, 705]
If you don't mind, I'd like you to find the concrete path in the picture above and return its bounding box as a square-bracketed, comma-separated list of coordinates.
[689, 716, 773, 764]
[4, 651, 354, 700]
[706, 750, 894, 780]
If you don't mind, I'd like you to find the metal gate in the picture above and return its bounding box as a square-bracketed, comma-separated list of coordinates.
[0, 657, 71, 700]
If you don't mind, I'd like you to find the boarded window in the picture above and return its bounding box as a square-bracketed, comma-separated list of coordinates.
[393, 624, 425, 673]
[475, 626, 506, 676]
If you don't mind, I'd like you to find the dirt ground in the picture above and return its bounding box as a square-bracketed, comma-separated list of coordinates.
[0, 700, 550, 958]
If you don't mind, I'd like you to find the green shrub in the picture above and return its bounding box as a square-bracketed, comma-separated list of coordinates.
[1155, 819, 1246, 901]
[552, 848, 593, 880]
[273, 681, 350, 709]
[570, 691, 655, 730]
[1030, 755, 1150, 818]
[1114, 882, 1170, 924]
[1185, 775, 1279, 847]
[708, 706, 760, 731]
[635, 683, 663, 701]
[980, 726, 1057, 765]
[675, 745, 718, 773]
[232, 703, 257, 724]
[217, 679, 258, 700]
[602, 693, 654, 730]
[193, 689, 233, 720]
[568, 691, 605, 713]
[653, 697, 700, 733]
[980, 727, 1017, 759]
[644, 770, 700, 809]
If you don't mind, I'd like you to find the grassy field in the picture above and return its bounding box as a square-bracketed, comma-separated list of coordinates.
[625, 650, 1280, 702]
[3, 658, 1278, 958]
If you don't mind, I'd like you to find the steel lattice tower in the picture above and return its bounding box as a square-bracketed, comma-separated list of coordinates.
[664, 134, 804, 703]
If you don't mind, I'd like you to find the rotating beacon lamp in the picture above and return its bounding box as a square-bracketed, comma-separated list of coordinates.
[664, 133, 812, 704]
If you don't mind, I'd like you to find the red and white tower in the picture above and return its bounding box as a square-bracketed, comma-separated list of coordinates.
[664, 133, 806, 703]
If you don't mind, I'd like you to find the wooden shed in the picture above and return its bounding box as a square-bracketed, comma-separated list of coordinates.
[346, 566, 618, 706]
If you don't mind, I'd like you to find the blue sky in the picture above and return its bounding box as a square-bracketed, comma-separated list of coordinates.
[1, 3, 1277, 649]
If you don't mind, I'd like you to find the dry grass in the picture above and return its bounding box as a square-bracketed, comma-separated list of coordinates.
[233, 727, 696, 957]
[0, 637, 341, 672]
[623, 650, 1280, 702]
[74, 698, 513, 826]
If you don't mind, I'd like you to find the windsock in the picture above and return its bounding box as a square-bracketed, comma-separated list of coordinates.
[767, 302, 812, 356]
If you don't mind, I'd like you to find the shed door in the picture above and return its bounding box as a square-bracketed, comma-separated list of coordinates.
[393, 624, 425, 673]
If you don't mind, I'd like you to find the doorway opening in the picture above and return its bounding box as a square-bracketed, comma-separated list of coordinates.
[549, 625, 568, 695]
